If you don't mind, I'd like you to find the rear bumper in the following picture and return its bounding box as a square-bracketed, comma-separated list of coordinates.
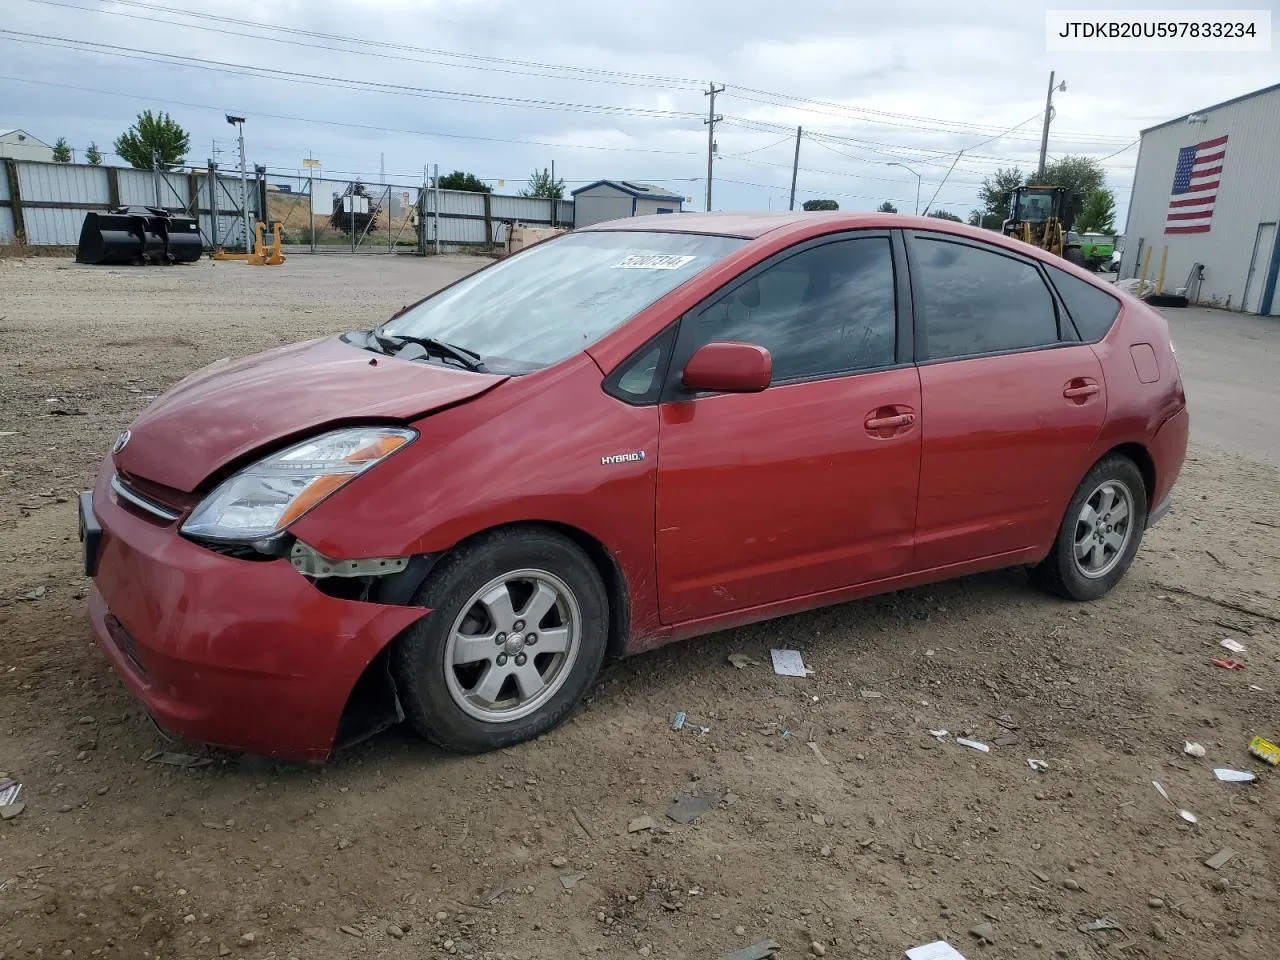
[83, 461, 426, 761]
[1148, 406, 1190, 513]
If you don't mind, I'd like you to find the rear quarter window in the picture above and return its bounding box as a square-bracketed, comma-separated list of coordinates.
[1046, 265, 1121, 342]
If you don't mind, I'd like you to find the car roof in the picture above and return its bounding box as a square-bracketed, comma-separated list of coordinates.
[581, 211, 1001, 242]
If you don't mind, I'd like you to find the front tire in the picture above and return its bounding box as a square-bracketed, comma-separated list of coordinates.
[392, 527, 609, 753]
[1031, 455, 1148, 601]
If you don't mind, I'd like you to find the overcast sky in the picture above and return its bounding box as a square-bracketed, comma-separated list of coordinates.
[2, 0, 1277, 223]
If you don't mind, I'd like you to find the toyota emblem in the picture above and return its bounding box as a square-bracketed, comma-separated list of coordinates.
[112, 430, 131, 455]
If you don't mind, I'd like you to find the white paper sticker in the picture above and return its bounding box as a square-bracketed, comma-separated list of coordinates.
[1220, 638, 1246, 653]
[613, 254, 696, 270]
[906, 941, 968, 960]
[769, 648, 810, 677]
[1213, 768, 1257, 783]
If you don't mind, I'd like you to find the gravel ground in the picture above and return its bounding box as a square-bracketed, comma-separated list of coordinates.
[1, 254, 1277, 960]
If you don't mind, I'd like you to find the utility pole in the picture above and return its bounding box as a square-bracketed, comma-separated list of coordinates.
[433, 162, 440, 255]
[226, 115, 249, 252]
[1037, 71, 1066, 181]
[703, 82, 724, 212]
[152, 150, 162, 208]
[788, 126, 803, 211]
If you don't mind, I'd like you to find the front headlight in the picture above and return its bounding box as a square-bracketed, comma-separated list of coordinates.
[182, 426, 416, 542]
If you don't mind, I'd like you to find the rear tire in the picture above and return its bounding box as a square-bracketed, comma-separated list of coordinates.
[1064, 246, 1086, 267]
[1031, 455, 1148, 601]
[392, 526, 609, 753]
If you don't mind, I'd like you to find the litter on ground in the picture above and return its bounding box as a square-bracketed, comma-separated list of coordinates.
[1219, 638, 1246, 653]
[1184, 741, 1206, 758]
[1213, 767, 1257, 783]
[1247, 735, 1280, 765]
[905, 943, 968, 960]
[142, 750, 213, 768]
[1205, 847, 1237, 870]
[769, 648, 811, 677]
[956, 737, 990, 753]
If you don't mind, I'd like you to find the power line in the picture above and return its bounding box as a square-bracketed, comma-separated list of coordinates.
[0, 75, 705, 157]
[21, 0, 703, 92]
[21, 0, 1143, 151]
[0, 30, 708, 120]
[36, 0, 708, 88]
[720, 89, 1135, 146]
[724, 83, 1136, 144]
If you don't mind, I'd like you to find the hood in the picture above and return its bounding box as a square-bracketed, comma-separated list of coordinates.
[114, 336, 506, 492]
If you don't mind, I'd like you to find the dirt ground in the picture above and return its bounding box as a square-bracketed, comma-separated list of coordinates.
[1, 255, 1277, 960]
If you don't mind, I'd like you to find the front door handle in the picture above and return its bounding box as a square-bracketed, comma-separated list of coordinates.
[865, 413, 915, 430]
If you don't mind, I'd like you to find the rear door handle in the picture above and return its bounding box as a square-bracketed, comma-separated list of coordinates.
[865, 413, 916, 430]
[1063, 383, 1100, 399]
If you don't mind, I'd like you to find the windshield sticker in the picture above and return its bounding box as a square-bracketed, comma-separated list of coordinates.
[613, 254, 697, 270]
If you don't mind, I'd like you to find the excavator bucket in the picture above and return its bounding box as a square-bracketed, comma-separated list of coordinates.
[75, 206, 202, 265]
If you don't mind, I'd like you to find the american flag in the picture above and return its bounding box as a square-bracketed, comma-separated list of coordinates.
[1165, 135, 1227, 235]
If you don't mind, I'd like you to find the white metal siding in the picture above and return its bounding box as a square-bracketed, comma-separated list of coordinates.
[0, 167, 11, 239]
[574, 186, 632, 227]
[118, 168, 192, 207]
[0, 134, 54, 162]
[17, 162, 107, 204]
[635, 197, 680, 217]
[1121, 86, 1280, 312]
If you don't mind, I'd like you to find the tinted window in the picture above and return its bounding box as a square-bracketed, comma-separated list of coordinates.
[1046, 265, 1121, 341]
[915, 239, 1059, 361]
[686, 238, 896, 383]
[385, 231, 746, 374]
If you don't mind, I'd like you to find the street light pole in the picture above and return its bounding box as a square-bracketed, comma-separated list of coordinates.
[226, 115, 249, 253]
[887, 162, 922, 215]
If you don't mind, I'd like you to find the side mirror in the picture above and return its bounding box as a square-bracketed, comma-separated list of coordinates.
[681, 341, 772, 394]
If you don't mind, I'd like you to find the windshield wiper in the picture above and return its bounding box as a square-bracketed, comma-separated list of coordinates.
[371, 331, 488, 372]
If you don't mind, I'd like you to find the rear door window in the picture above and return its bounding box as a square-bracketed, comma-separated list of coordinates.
[911, 237, 1059, 361]
[1045, 265, 1122, 341]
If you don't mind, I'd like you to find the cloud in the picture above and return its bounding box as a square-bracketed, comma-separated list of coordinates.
[2, 0, 1276, 221]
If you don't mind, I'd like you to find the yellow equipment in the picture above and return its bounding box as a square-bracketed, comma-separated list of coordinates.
[212, 221, 286, 266]
[1002, 186, 1084, 266]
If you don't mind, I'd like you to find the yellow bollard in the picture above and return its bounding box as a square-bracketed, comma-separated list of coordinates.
[1138, 246, 1152, 299]
[1155, 245, 1169, 296]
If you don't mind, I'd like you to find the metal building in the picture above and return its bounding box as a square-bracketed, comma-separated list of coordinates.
[571, 181, 683, 227]
[0, 129, 54, 162]
[1119, 83, 1280, 315]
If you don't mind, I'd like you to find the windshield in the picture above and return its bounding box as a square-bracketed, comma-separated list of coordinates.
[1016, 191, 1056, 223]
[382, 230, 747, 373]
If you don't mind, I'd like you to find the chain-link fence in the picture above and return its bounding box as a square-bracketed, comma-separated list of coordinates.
[260, 171, 422, 254]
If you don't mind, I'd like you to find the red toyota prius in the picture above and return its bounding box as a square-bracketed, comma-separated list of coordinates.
[79, 213, 1188, 761]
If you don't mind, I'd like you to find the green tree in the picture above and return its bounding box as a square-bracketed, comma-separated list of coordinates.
[1042, 155, 1106, 231]
[85, 142, 103, 166]
[876, 200, 897, 213]
[436, 170, 492, 193]
[978, 166, 1024, 228]
[802, 199, 839, 211]
[52, 137, 72, 163]
[1074, 187, 1117, 235]
[927, 210, 963, 222]
[520, 167, 565, 199]
[113, 110, 190, 170]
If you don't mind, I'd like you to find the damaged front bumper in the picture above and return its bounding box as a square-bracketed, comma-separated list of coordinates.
[82, 463, 428, 762]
